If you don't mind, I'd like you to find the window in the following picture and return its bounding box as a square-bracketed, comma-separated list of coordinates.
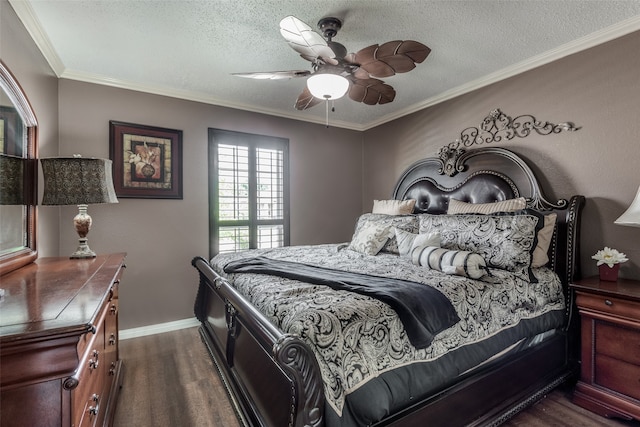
[209, 129, 289, 256]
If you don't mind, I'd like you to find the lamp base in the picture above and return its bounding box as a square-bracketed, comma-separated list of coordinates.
[70, 237, 96, 259]
[71, 205, 97, 259]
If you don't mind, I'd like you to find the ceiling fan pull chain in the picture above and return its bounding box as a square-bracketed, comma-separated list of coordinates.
[325, 99, 329, 127]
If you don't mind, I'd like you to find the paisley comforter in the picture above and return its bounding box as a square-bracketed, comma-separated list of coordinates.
[210, 244, 565, 426]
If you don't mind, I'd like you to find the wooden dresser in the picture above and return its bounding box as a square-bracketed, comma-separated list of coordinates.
[0, 253, 126, 427]
[571, 276, 640, 421]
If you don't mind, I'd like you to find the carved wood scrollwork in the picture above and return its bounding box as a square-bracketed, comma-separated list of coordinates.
[225, 300, 238, 367]
[438, 109, 580, 176]
[273, 334, 324, 427]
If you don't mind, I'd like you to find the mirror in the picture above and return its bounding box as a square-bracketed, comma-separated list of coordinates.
[0, 61, 37, 275]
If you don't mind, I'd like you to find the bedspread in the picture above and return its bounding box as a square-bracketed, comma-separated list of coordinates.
[224, 256, 460, 348]
[210, 244, 565, 417]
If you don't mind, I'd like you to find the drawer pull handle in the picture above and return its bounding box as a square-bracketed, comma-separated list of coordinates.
[109, 333, 116, 345]
[88, 394, 100, 416]
[109, 362, 117, 376]
[110, 304, 117, 315]
[89, 350, 100, 370]
[604, 299, 613, 306]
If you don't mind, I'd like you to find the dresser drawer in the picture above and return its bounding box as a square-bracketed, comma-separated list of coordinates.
[595, 321, 640, 366]
[72, 334, 105, 426]
[576, 292, 640, 321]
[73, 287, 111, 426]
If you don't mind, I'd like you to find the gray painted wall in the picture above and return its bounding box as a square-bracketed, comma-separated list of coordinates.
[56, 81, 364, 330]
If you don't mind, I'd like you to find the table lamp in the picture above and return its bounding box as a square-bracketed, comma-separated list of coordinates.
[41, 156, 118, 258]
[615, 185, 640, 227]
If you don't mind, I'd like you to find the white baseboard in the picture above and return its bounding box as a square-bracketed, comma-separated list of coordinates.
[119, 317, 200, 340]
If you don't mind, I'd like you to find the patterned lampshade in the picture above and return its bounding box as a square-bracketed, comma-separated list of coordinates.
[0, 154, 24, 205]
[41, 157, 118, 206]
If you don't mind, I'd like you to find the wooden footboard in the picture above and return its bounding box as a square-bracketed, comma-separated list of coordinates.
[192, 257, 576, 427]
[192, 256, 325, 427]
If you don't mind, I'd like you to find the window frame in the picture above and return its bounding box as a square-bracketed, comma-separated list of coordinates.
[208, 128, 290, 258]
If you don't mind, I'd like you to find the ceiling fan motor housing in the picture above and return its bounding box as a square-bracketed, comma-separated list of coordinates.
[317, 17, 342, 40]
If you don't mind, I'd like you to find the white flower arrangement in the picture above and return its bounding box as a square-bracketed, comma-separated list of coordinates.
[592, 247, 628, 268]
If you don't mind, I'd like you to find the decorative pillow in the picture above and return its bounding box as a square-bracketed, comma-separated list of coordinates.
[353, 213, 419, 255]
[348, 219, 393, 255]
[372, 199, 416, 215]
[419, 209, 544, 281]
[411, 245, 487, 279]
[394, 228, 441, 257]
[447, 197, 527, 214]
[531, 213, 557, 268]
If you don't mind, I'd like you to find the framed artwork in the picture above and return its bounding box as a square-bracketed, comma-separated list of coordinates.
[109, 121, 183, 199]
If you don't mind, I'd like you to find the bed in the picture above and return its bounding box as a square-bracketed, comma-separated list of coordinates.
[192, 146, 585, 427]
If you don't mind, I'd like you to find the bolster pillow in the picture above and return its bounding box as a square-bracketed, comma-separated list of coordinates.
[411, 245, 487, 279]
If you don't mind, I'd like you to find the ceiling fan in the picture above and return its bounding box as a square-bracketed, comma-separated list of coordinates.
[233, 15, 431, 111]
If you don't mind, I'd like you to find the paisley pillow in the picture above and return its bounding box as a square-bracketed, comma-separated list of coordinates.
[419, 209, 544, 280]
[348, 219, 393, 255]
[352, 213, 419, 255]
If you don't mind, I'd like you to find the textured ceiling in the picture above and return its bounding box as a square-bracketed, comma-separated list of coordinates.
[10, 0, 640, 130]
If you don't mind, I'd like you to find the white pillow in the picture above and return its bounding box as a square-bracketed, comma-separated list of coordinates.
[447, 197, 527, 214]
[411, 245, 487, 279]
[394, 228, 441, 257]
[348, 220, 393, 255]
[372, 199, 416, 215]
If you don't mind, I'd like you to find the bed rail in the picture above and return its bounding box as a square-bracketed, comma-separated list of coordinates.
[192, 256, 325, 427]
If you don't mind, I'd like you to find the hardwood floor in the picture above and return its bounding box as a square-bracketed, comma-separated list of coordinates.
[113, 327, 639, 427]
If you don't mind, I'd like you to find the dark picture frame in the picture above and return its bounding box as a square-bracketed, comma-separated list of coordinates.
[109, 121, 183, 199]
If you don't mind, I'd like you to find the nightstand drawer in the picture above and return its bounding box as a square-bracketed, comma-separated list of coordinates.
[576, 292, 640, 321]
[595, 354, 640, 402]
[595, 321, 640, 366]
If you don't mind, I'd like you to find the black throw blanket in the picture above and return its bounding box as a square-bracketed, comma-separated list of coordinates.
[223, 256, 460, 349]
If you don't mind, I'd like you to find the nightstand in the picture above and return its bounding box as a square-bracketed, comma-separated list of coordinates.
[570, 276, 640, 421]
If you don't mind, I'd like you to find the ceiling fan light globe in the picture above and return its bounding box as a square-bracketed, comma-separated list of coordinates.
[307, 74, 349, 100]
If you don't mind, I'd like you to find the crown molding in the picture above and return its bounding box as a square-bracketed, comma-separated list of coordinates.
[9, 0, 65, 76]
[60, 68, 364, 131]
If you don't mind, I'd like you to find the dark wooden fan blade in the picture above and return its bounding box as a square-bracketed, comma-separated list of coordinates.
[348, 78, 395, 105]
[295, 87, 323, 110]
[396, 40, 431, 63]
[353, 40, 430, 78]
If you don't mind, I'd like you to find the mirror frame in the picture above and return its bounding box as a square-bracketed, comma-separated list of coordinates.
[0, 61, 38, 275]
